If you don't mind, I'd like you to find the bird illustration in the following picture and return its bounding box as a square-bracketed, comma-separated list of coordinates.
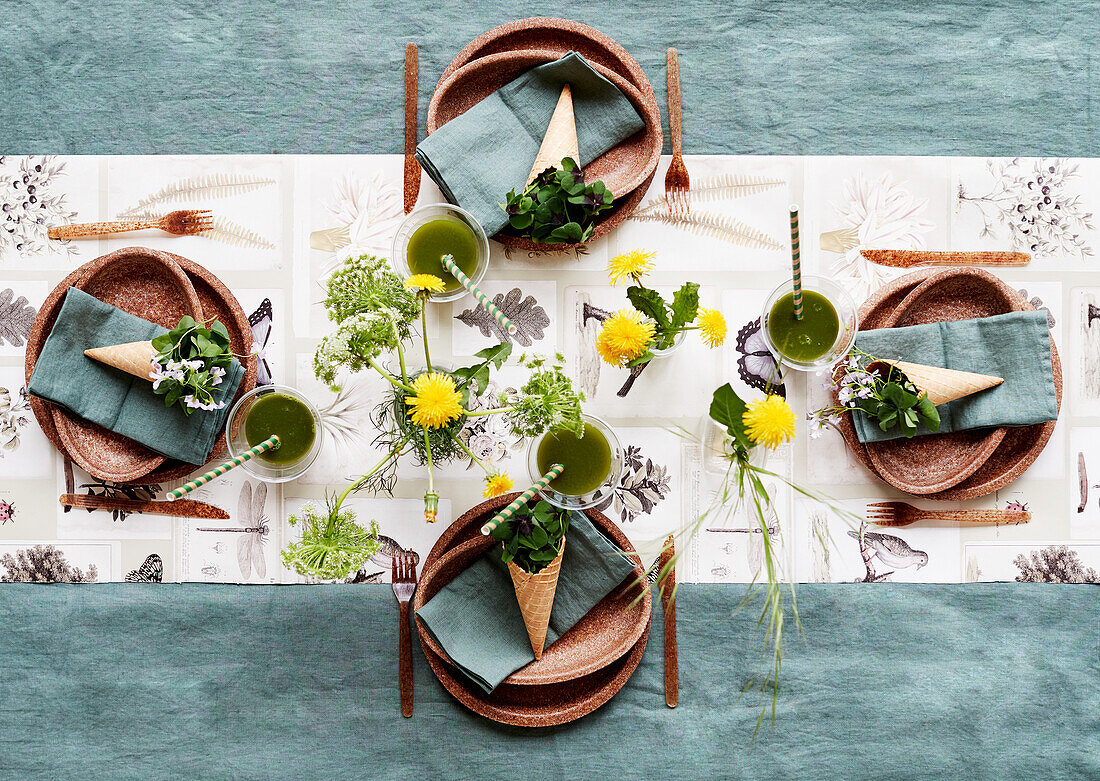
[848, 529, 928, 571]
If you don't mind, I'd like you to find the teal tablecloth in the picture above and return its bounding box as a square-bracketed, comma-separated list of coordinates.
[0, 584, 1095, 780]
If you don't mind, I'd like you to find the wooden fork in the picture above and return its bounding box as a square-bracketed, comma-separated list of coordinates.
[392, 550, 417, 718]
[867, 501, 1030, 527]
[48, 209, 213, 240]
[663, 48, 690, 217]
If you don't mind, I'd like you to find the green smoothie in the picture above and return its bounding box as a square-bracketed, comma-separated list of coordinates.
[767, 290, 840, 363]
[537, 423, 613, 496]
[244, 393, 317, 464]
[405, 218, 480, 292]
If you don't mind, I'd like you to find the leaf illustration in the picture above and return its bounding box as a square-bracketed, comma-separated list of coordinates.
[199, 216, 275, 250]
[455, 287, 550, 347]
[0, 289, 36, 347]
[630, 206, 783, 251]
[118, 173, 276, 218]
[634, 174, 784, 215]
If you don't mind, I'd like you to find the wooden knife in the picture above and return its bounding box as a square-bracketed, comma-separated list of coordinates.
[859, 249, 1030, 268]
[403, 42, 420, 214]
[659, 534, 678, 708]
[59, 494, 229, 520]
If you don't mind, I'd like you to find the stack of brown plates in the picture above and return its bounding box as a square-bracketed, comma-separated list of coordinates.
[24, 246, 257, 484]
[426, 18, 663, 250]
[414, 493, 652, 726]
[835, 267, 1061, 500]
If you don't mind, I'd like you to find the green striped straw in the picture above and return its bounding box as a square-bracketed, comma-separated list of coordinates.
[166, 435, 281, 501]
[441, 254, 517, 335]
[789, 206, 803, 320]
[480, 463, 565, 535]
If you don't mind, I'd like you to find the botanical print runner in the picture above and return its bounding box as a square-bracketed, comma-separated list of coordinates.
[0, 153, 1096, 584]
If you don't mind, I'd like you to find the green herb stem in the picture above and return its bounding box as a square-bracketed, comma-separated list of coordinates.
[366, 357, 414, 394]
[454, 436, 492, 475]
[420, 296, 432, 370]
[464, 405, 514, 418]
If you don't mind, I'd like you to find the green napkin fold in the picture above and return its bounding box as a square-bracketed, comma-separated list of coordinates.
[415, 51, 646, 236]
[28, 287, 244, 465]
[852, 311, 1057, 443]
[415, 512, 637, 693]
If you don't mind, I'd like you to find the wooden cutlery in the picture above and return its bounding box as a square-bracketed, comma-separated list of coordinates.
[659, 534, 678, 708]
[48, 210, 213, 240]
[404, 42, 420, 214]
[392, 550, 417, 718]
[867, 501, 1030, 527]
[663, 48, 689, 217]
[59, 493, 229, 520]
[859, 249, 1031, 268]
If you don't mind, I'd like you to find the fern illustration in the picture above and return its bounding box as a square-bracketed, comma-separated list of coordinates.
[200, 216, 275, 250]
[635, 174, 784, 215]
[630, 206, 783, 251]
[118, 173, 276, 218]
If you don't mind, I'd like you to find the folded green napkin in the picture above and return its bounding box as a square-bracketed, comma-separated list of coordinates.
[415, 51, 647, 236]
[28, 287, 244, 465]
[852, 311, 1057, 443]
[415, 512, 637, 693]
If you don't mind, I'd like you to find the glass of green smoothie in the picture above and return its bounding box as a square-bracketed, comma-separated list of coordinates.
[527, 414, 623, 510]
[760, 275, 857, 371]
[391, 203, 490, 303]
[225, 385, 323, 482]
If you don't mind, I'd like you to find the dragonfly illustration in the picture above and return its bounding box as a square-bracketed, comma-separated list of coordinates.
[196, 481, 269, 580]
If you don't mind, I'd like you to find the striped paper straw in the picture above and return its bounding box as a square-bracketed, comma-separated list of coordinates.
[480, 463, 565, 535]
[789, 206, 803, 320]
[441, 254, 517, 335]
[166, 435, 281, 501]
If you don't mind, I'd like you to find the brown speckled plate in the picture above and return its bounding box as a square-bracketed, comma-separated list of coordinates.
[440, 17, 656, 100]
[415, 493, 651, 725]
[26, 248, 257, 485]
[836, 268, 1062, 500]
[25, 247, 203, 482]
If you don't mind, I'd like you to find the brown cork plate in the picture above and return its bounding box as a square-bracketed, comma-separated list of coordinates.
[440, 17, 656, 100]
[415, 493, 650, 725]
[836, 269, 1062, 500]
[25, 247, 203, 482]
[430, 20, 661, 253]
[26, 248, 257, 485]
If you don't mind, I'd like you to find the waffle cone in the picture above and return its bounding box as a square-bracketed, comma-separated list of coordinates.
[526, 84, 579, 187]
[875, 359, 1003, 405]
[84, 341, 157, 382]
[506, 537, 566, 659]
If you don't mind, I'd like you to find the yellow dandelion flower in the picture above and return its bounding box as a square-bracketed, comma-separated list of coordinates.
[405, 372, 464, 429]
[607, 249, 657, 286]
[698, 308, 728, 348]
[482, 472, 514, 498]
[404, 274, 446, 293]
[596, 309, 655, 366]
[742, 395, 797, 450]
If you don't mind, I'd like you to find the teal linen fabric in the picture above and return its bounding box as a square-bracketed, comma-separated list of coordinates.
[853, 312, 1057, 443]
[27, 287, 244, 465]
[415, 51, 645, 236]
[2, 1, 1097, 156]
[0, 583, 1095, 780]
[415, 512, 637, 692]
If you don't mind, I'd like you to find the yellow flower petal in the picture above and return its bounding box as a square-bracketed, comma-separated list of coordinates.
[698, 308, 728, 348]
[482, 472, 514, 498]
[607, 249, 657, 286]
[596, 309, 655, 366]
[405, 372, 464, 429]
[404, 274, 446, 293]
[743, 395, 796, 450]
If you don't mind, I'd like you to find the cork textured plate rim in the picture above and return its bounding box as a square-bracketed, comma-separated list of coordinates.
[836, 269, 1062, 500]
[26, 248, 257, 485]
[29, 247, 204, 482]
[416, 492, 650, 698]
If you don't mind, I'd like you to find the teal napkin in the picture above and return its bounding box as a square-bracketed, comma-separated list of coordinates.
[415, 513, 638, 693]
[852, 311, 1057, 443]
[415, 51, 647, 236]
[28, 287, 244, 465]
